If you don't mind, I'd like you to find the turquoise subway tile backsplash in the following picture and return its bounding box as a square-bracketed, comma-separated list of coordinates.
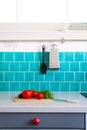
[5, 72, 14, 81]
[20, 62, 29, 71]
[59, 82, 69, 91]
[65, 52, 74, 61]
[60, 62, 69, 71]
[15, 52, 24, 61]
[15, 72, 24, 81]
[10, 62, 19, 71]
[5, 52, 14, 61]
[10, 82, 19, 91]
[55, 72, 64, 81]
[25, 72, 34, 81]
[70, 82, 80, 92]
[0, 72, 4, 81]
[0, 52, 87, 92]
[75, 72, 84, 81]
[0, 62, 9, 71]
[65, 72, 74, 81]
[81, 83, 87, 92]
[25, 52, 34, 61]
[0, 52, 4, 61]
[70, 62, 79, 71]
[20, 82, 29, 91]
[75, 52, 84, 61]
[40, 82, 49, 91]
[80, 63, 87, 71]
[0, 82, 9, 91]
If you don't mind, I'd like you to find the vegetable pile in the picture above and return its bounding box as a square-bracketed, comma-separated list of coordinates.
[18, 90, 54, 100]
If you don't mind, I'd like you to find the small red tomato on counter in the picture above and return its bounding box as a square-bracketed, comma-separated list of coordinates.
[32, 91, 38, 98]
[37, 93, 44, 99]
[22, 90, 32, 99]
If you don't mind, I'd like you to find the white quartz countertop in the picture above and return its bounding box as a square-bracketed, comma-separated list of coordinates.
[0, 92, 87, 113]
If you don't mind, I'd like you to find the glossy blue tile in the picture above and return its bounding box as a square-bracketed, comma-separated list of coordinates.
[65, 72, 74, 81]
[25, 72, 34, 81]
[0, 82, 9, 91]
[5, 72, 14, 81]
[34, 52, 42, 61]
[44, 52, 49, 62]
[81, 83, 87, 92]
[0, 72, 4, 81]
[35, 72, 44, 81]
[40, 82, 49, 91]
[70, 62, 79, 71]
[65, 52, 74, 61]
[75, 72, 84, 81]
[30, 82, 39, 91]
[55, 72, 64, 81]
[70, 82, 80, 92]
[20, 62, 29, 71]
[59, 52, 64, 61]
[85, 52, 87, 61]
[10, 62, 19, 71]
[15, 52, 24, 61]
[0, 62, 9, 71]
[30, 62, 39, 71]
[0, 51, 87, 92]
[85, 73, 87, 81]
[0, 52, 4, 61]
[15, 72, 24, 81]
[45, 72, 54, 81]
[5, 52, 14, 61]
[20, 82, 29, 91]
[80, 63, 87, 71]
[75, 52, 84, 61]
[10, 82, 19, 91]
[50, 82, 59, 92]
[25, 52, 34, 61]
[59, 82, 69, 91]
[60, 62, 69, 71]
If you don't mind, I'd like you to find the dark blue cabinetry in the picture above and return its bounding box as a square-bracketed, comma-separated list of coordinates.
[0, 113, 85, 129]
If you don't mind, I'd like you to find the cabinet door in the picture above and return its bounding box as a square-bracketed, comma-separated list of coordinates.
[68, 0, 87, 22]
[18, 0, 67, 22]
[0, 0, 17, 22]
[0, 129, 84, 130]
[0, 113, 84, 129]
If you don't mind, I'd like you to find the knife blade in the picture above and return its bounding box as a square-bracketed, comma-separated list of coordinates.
[54, 98, 80, 103]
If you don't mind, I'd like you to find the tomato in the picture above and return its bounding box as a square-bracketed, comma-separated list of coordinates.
[32, 91, 38, 98]
[37, 93, 44, 99]
[22, 90, 32, 99]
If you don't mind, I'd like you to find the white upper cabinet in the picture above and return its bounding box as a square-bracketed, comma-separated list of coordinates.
[17, 0, 67, 23]
[68, 0, 87, 22]
[0, 0, 87, 23]
[0, 0, 17, 22]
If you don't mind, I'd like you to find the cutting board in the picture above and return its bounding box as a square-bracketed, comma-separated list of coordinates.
[14, 96, 53, 103]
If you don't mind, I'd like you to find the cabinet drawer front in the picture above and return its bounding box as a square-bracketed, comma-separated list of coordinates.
[0, 113, 84, 129]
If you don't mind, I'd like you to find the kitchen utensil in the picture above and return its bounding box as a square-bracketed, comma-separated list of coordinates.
[40, 45, 47, 74]
[54, 98, 80, 103]
[14, 96, 53, 103]
[49, 44, 60, 69]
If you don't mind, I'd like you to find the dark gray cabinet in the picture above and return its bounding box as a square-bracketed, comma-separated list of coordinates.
[0, 113, 85, 129]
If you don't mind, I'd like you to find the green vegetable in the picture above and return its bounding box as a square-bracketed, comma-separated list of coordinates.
[40, 90, 54, 99]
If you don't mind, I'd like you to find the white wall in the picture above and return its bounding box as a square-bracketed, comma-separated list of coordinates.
[0, 42, 87, 52]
